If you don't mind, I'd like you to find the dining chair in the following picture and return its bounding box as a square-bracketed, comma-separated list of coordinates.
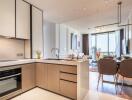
[118, 59, 132, 93]
[97, 58, 118, 93]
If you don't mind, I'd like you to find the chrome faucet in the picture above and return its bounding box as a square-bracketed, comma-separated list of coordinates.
[51, 48, 60, 59]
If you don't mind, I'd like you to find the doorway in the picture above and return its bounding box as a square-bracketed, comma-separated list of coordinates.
[82, 34, 89, 55]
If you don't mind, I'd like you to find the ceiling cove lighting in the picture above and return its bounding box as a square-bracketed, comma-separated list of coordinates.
[88, 1, 132, 30]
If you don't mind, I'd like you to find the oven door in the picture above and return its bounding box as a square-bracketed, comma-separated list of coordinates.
[0, 74, 21, 97]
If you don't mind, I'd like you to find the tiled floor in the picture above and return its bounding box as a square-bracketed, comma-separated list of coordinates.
[11, 88, 126, 100]
[11, 88, 69, 100]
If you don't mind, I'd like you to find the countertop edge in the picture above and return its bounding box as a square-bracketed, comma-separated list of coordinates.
[0, 59, 89, 67]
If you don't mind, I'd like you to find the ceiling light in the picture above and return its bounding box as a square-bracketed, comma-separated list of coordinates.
[88, 1, 132, 30]
[104, 0, 113, 3]
[83, 8, 87, 11]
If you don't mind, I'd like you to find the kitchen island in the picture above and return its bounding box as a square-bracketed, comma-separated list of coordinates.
[0, 59, 89, 100]
[37, 59, 89, 100]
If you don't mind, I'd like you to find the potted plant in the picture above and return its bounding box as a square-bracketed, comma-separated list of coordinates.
[36, 50, 41, 59]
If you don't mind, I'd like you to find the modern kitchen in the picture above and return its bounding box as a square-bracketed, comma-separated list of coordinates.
[0, 0, 89, 100]
[0, 0, 132, 100]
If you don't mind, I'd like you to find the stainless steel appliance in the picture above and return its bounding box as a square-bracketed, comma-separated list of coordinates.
[0, 66, 21, 97]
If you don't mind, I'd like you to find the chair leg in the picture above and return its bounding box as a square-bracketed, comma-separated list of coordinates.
[116, 74, 119, 94]
[114, 75, 117, 94]
[121, 76, 124, 94]
[101, 74, 104, 89]
[116, 74, 119, 84]
[97, 74, 101, 90]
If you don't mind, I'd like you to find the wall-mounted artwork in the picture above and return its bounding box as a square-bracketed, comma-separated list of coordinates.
[71, 33, 77, 50]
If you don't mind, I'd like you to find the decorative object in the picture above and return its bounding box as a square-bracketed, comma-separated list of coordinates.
[36, 50, 41, 59]
[96, 51, 100, 61]
[71, 33, 77, 50]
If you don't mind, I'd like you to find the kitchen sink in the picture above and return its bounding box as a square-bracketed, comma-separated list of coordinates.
[45, 58, 61, 60]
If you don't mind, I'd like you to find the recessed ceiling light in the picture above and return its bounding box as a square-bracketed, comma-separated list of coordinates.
[104, 0, 113, 3]
[83, 8, 87, 11]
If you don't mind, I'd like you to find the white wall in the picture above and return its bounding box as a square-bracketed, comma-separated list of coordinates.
[44, 20, 56, 58]
[55, 24, 60, 48]
[59, 24, 68, 56]
[56, 24, 82, 57]
[43, 22, 82, 58]
[67, 27, 82, 53]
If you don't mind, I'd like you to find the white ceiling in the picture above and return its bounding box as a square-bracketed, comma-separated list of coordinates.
[25, 0, 132, 33]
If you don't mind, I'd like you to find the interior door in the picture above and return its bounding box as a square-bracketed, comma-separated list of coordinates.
[82, 34, 89, 55]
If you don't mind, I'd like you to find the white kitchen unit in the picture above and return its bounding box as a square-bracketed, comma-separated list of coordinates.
[32, 7, 43, 58]
[0, 0, 15, 37]
[16, 0, 30, 39]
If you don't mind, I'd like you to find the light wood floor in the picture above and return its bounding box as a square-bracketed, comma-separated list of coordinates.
[89, 72, 132, 100]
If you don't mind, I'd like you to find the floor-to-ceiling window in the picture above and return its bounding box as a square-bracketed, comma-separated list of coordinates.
[89, 31, 118, 61]
[109, 32, 116, 56]
[96, 33, 109, 56]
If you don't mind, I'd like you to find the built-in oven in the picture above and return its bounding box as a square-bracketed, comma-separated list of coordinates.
[0, 66, 21, 97]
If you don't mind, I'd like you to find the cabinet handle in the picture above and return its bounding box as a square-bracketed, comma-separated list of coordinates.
[60, 79, 77, 83]
[60, 71, 77, 75]
[0, 73, 21, 80]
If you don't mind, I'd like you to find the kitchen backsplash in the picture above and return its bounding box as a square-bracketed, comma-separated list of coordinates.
[0, 37, 25, 60]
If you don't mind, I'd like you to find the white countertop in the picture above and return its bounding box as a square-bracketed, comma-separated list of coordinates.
[0, 59, 35, 67]
[0, 59, 88, 67]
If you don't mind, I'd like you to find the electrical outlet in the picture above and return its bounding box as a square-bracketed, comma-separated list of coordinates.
[17, 53, 23, 57]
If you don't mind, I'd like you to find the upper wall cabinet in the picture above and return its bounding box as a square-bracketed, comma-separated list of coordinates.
[32, 7, 43, 58]
[16, 0, 30, 39]
[0, 0, 15, 37]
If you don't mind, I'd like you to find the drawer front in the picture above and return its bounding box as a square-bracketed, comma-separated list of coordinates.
[60, 73, 77, 82]
[60, 65, 77, 74]
[60, 80, 77, 99]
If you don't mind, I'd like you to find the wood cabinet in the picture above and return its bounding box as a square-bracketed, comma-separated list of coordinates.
[47, 64, 60, 93]
[32, 7, 43, 58]
[60, 65, 77, 74]
[22, 63, 35, 92]
[36, 63, 48, 89]
[16, 0, 30, 39]
[60, 80, 77, 99]
[0, 0, 15, 37]
[36, 63, 77, 99]
[60, 73, 77, 82]
[60, 65, 77, 99]
[36, 63, 60, 93]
